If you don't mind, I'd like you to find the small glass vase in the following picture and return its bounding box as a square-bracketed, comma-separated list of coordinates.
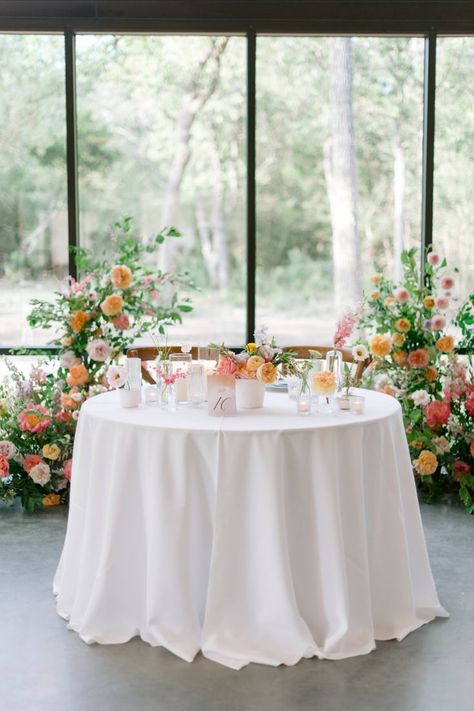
[159, 380, 175, 409]
[296, 379, 312, 415]
[325, 349, 344, 387]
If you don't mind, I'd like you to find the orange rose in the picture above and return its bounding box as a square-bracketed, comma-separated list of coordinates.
[69, 310, 89, 333]
[370, 334, 392, 358]
[42, 494, 61, 507]
[423, 296, 435, 309]
[426, 366, 437, 382]
[414, 450, 438, 476]
[61, 393, 80, 410]
[394, 318, 411, 333]
[392, 350, 407, 365]
[110, 265, 132, 289]
[436, 335, 454, 353]
[100, 294, 124, 317]
[392, 332, 405, 347]
[66, 363, 89, 387]
[256, 362, 277, 384]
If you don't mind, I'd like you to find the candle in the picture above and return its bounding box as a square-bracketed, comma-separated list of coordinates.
[297, 401, 311, 413]
[349, 395, 365, 414]
[190, 392, 204, 406]
[174, 376, 188, 402]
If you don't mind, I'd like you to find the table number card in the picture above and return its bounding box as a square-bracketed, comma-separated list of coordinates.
[207, 374, 236, 416]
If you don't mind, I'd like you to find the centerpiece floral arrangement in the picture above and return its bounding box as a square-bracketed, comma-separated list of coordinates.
[353, 248, 474, 512]
[0, 217, 193, 510]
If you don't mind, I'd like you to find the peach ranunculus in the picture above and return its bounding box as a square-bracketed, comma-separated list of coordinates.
[61, 393, 80, 410]
[23, 454, 43, 472]
[246, 355, 265, 372]
[42, 494, 61, 507]
[423, 296, 435, 309]
[370, 334, 392, 358]
[436, 335, 454, 353]
[66, 363, 89, 387]
[256, 362, 277, 384]
[426, 365, 437, 382]
[414, 450, 438, 476]
[69, 310, 90, 333]
[18, 404, 51, 434]
[100, 294, 124, 317]
[407, 348, 430, 368]
[392, 350, 408, 366]
[216, 355, 238, 376]
[312, 370, 337, 396]
[392, 332, 405, 347]
[42, 443, 61, 461]
[110, 264, 132, 289]
[394, 318, 411, 333]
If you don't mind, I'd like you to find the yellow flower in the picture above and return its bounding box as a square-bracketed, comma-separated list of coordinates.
[410, 440, 423, 451]
[371, 274, 382, 285]
[370, 334, 392, 358]
[384, 295, 396, 308]
[42, 494, 61, 507]
[100, 294, 124, 317]
[246, 343, 257, 353]
[256, 362, 277, 384]
[414, 450, 438, 476]
[312, 370, 337, 396]
[423, 296, 435, 309]
[42, 444, 61, 461]
[392, 332, 405, 347]
[69, 310, 90, 333]
[394, 318, 410, 333]
[247, 355, 265, 372]
[436, 335, 454, 353]
[371, 290, 381, 300]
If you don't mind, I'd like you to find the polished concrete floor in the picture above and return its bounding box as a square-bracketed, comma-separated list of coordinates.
[0, 502, 472, 711]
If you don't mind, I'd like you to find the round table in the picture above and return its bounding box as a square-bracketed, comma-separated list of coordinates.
[54, 388, 447, 670]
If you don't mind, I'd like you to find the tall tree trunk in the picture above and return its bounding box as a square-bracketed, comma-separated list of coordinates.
[393, 122, 406, 281]
[159, 37, 229, 270]
[211, 143, 229, 291]
[324, 38, 361, 315]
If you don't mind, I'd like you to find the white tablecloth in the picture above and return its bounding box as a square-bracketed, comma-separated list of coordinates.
[54, 388, 447, 669]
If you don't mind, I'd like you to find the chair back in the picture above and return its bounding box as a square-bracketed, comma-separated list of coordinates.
[127, 346, 199, 384]
[283, 346, 369, 383]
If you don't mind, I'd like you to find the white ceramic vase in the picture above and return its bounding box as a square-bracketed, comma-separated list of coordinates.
[235, 379, 266, 409]
[119, 389, 141, 408]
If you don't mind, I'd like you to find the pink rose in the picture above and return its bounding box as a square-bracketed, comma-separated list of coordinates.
[24, 454, 44, 473]
[143, 275, 154, 287]
[407, 349, 429, 368]
[111, 312, 130, 330]
[466, 392, 474, 417]
[60, 351, 81, 369]
[424, 400, 451, 428]
[150, 290, 160, 303]
[436, 296, 449, 310]
[427, 252, 440, 266]
[394, 287, 410, 302]
[63, 458, 73, 481]
[29, 462, 51, 486]
[441, 276, 454, 290]
[86, 338, 113, 362]
[0, 441, 15, 459]
[216, 355, 238, 375]
[0, 455, 9, 478]
[430, 315, 446, 331]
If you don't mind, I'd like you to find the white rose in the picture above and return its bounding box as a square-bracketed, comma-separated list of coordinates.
[0, 441, 16, 459]
[410, 389, 431, 407]
[60, 351, 80, 369]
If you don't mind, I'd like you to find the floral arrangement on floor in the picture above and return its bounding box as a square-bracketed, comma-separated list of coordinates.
[354, 248, 474, 512]
[211, 326, 298, 385]
[0, 217, 193, 510]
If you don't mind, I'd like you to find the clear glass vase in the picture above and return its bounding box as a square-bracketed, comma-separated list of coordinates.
[296, 379, 312, 415]
[325, 349, 344, 387]
[159, 380, 175, 409]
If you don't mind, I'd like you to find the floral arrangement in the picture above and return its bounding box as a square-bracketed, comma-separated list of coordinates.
[211, 326, 298, 385]
[0, 217, 193, 510]
[354, 248, 474, 512]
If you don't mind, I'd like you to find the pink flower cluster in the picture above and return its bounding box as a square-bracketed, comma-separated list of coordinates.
[333, 309, 359, 349]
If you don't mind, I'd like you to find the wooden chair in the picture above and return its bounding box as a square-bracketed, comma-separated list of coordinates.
[283, 346, 369, 383]
[127, 346, 209, 384]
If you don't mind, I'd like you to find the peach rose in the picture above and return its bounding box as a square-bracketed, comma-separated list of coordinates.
[312, 370, 337, 396]
[370, 334, 392, 358]
[256, 362, 277, 384]
[42, 494, 61, 507]
[392, 332, 405, 347]
[23, 454, 43, 473]
[246, 355, 265, 372]
[371, 290, 381, 300]
[392, 350, 407, 366]
[0, 455, 9, 478]
[423, 296, 435, 309]
[69, 310, 89, 333]
[42, 443, 61, 461]
[371, 274, 382, 285]
[394, 318, 411, 333]
[426, 366, 438, 383]
[66, 363, 89, 387]
[407, 349, 429, 368]
[414, 450, 438, 476]
[436, 335, 454, 353]
[110, 264, 132, 289]
[100, 294, 124, 317]
[237, 365, 256, 379]
[216, 355, 238, 376]
[61, 393, 80, 410]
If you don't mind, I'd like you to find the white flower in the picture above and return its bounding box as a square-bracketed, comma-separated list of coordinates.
[448, 414, 463, 435]
[70, 391, 84, 403]
[86, 339, 113, 362]
[0, 440, 16, 459]
[180, 341, 192, 354]
[352, 344, 369, 362]
[72, 410, 80, 421]
[29, 462, 51, 486]
[254, 325, 269, 346]
[106, 366, 127, 389]
[410, 389, 431, 407]
[433, 436, 450, 454]
[60, 351, 80, 369]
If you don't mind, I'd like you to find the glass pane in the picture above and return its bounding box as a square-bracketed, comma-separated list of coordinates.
[434, 37, 474, 302]
[0, 34, 68, 347]
[76, 35, 246, 346]
[256, 37, 424, 344]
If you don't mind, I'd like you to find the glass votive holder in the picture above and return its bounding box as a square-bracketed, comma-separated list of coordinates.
[296, 389, 312, 415]
[349, 395, 365, 414]
[187, 364, 205, 407]
[144, 385, 159, 406]
[170, 352, 192, 403]
[286, 376, 300, 401]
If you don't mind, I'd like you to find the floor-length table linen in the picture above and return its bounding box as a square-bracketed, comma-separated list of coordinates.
[54, 389, 447, 669]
